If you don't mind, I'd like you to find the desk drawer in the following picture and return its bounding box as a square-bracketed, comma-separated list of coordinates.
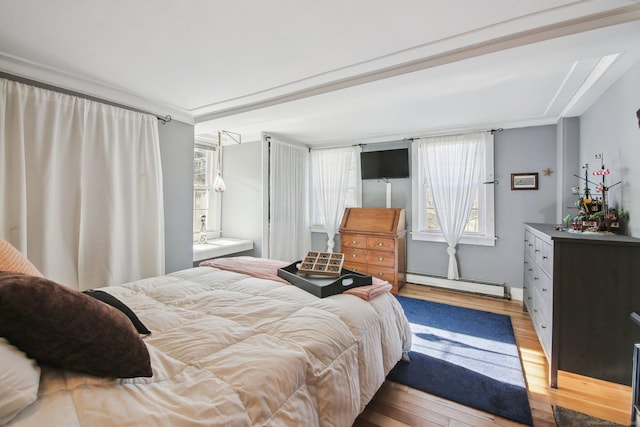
[366, 237, 395, 252]
[342, 234, 367, 249]
[342, 247, 367, 263]
[367, 250, 395, 268]
[343, 261, 366, 274]
[367, 265, 396, 282]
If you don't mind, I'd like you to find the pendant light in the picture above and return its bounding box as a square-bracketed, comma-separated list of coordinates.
[213, 131, 226, 192]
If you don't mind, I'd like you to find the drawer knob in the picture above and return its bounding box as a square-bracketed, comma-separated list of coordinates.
[377, 242, 383, 247]
[351, 240, 357, 244]
[542, 288, 548, 292]
[542, 255, 548, 259]
[541, 324, 547, 329]
[377, 272, 384, 277]
[528, 268, 533, 272]
[528, 244, 533, 247]
[535, 249, 540, 253]
[378, 257, 384, 261]
[534, 277, 538, 280]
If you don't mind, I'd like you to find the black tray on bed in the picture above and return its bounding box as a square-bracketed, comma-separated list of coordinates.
[277, 261, 372, 298]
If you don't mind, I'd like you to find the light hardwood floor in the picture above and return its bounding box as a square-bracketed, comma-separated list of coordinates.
[354, 283, 632, 427]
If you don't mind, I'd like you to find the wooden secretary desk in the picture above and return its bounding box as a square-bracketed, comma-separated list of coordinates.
[339, 208, 406, 293]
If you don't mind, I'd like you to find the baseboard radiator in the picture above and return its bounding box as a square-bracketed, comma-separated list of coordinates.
[406, 272, 508, 299]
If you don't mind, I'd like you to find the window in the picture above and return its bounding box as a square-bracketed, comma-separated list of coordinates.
[193, 138, 222, 241]
[412, 133, 495, 246]
[310, 146, 361, 231]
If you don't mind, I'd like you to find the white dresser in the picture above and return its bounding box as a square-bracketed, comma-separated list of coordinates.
[523, 224, 554, 369]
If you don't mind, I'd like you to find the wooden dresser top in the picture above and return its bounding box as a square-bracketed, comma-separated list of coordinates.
[339, 208, 406, 236]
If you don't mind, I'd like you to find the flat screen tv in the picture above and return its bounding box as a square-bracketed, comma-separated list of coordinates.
[360, 148, 409, 180]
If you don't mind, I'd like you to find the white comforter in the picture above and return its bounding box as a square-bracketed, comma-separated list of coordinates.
[9, 267, 411, 427]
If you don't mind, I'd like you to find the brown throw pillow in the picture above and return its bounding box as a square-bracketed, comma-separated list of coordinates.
[0, 272, 152, 378]
[0, 238, 42, 277]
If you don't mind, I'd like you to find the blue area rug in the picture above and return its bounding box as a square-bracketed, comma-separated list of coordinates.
[388, 296, 533, 426]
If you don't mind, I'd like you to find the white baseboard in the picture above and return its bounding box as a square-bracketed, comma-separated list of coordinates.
[406, 272, 508, 299]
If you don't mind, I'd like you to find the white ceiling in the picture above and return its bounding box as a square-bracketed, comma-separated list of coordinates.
[1, 0, 639, 146]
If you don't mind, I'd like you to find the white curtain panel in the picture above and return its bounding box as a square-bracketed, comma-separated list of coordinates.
[310, 146, 357, 252]
[269, 139, 311, 261]
[0, 78, 165, 290]
[417, 132, 486, 279]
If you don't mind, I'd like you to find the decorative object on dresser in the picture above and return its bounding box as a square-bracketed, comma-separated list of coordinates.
[339, 207, 406, 293]
[523, 223, 640, 388]
[568, 154, 627, 233]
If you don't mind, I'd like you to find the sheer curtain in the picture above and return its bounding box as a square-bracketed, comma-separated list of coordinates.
[310, 146, 360, 252]
[269, 138, 311, 261]
[0, 78, 165, 290]
[417, 132, 486, 279]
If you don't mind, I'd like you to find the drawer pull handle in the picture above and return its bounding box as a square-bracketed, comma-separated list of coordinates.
[542, 255, 548, 259]
[528, 268, 533, 272]
[528, 243, 533, 247]
[534, 309, 538, 313]
[534, 277, 538, 280]
[541, 324, 547, 329]
[535, 249, 540, 252]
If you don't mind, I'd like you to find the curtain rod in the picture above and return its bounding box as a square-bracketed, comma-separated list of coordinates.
[403, 128, 503, 141]
[0, 72, 172, 125]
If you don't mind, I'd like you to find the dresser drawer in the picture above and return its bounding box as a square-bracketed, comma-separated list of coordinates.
[535, 237, 553, 276]
[342, 247, 367, 263]
[367, 265, 396, 282]
[533, 263, 552, 310]
[533, 288, 552, 360]
[342, 234, 367, 249]
[524, 256, 535, 284]
[366, 237, 395, 252]
[524, 230, 536, 258]
[343, 261, 366, 274]
[367, 250, 395, 268]
[523, 258, 535, 313]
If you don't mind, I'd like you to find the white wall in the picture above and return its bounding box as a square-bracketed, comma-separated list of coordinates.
[311, 126, 558, 292]
[221, 140, 264, 256]
[158, 120, 194, 273]
[580, 59, 640, 237]
[218, 60, 640, 289]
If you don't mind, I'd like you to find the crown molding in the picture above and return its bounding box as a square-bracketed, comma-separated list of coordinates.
[0, 53, 195, 125]
[195, 3, 640, 123]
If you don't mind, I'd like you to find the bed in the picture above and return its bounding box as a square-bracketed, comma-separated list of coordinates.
[0, 251, 411, 427]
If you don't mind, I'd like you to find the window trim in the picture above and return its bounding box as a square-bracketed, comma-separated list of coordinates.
[411, 134, 496, 247]
[193, 138, 222, 242]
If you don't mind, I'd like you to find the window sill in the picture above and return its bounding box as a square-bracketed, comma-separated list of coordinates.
[193, 238, 254, 262]
[411, 231, 496, 247]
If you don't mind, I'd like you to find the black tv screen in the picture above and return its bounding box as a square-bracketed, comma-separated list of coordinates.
[360, 148, 409, 180]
